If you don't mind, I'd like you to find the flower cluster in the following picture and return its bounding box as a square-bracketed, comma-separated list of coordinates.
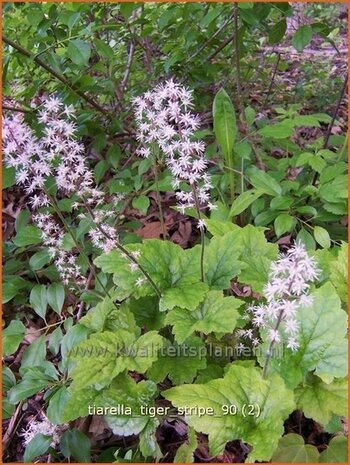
[33, 213, 86, 286]
[133, 79, 215, 221]
[20, 415, 63, 447]
[2, 96, 123, 286]
[238, 242, 320, 352]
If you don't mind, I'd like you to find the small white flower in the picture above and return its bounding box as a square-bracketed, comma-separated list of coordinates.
[197, 219, 207, 230]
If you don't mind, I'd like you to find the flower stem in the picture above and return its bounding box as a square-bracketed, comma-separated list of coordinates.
[44, 189, 114, 302]
[262, 308, 284, 378]
[152, 153, 168, 239]
[83, 200, 162, 298]
[191, 185, 205, 282]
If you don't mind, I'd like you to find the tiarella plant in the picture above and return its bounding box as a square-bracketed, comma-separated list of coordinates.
[2, 82, 347, 463]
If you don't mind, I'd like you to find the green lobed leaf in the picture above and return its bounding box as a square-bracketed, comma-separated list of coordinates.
[295, 374, 347, 426]
[271, 434, 319, 462]
[100, 373, 158, 437]
[174, 427, 197, 463]
[204, 232, 243, 289]
[69, 330, 164, 390]
[329, 242, 348, 306]
[164, 362, 295, 461]
[147, 337, 207, 384]
[80, 295, 139, 335]
[166, 290, 243, 343]
[319, 436, 348, 463]
[260, 283, 348, 388]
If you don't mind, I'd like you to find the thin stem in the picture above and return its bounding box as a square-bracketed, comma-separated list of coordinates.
[45, 190, 114, 301]
[83, 201, 162, 298]
[262, 52, 281, 110]
[191, 185, 205, 282]
[152, 153, 168, 239]
[262, 308, 284, 378]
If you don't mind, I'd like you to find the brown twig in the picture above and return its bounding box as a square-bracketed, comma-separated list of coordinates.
[2, 401, 24, 451]
[262, 52, 281, 110]
[2, 105, 33, 114]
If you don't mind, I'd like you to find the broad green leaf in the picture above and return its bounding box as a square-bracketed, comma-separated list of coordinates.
[23, 434, 52, 463]
[93, 159, 108, 183]
[313, 226, 331, 249]
[229, 189, 263, 217]
[247, 166, 282, 196]
[8, 368, 55, 404]
[61, 386, 100, 423]
[132, 195, 150, 215]
[271, 434, 319, 462]
[330, 242, 348, 305]
[164, 363, 295, 461]
[205, 219, 239, 236]
[60, 429, 91, 463]
[292, 25, 313, 52]
[2, 277, 28, 303]
[212, 89, 237, 162]
[29, 249, 51, 271]
[27, 8, 44, 26]
[260, 283, 348, 388]
[80, 295, 138, 334]
[159, 282, 208, 312]
[21, 336, 46, 370]
[95, 240, 201, 301]
[30, 285, 48, 319]
[2, 165, 16, 189]
[205, 232, 243, 289]
[3, 320, 25, 356]
[319, 436, 348, 463]
[296, 228, 316, 250]
[268, 19, 287, 44]
[95, 38, 114, 59]
[3, 398, 15, 419]
[67, 39, 91, 66]
[47, 283, 65, 315]
[174, 427, 197, 463]
[295, 375, 347, 426]
[15, 209, 30, 232]
[165, 290, 243, 343]
[69, 330, 164, 389]
[147, 337, 207, 384]
[101, 374, 158, 437]
[270, 196, 294, 211]
[2, 366, 16, 391]
[46, 386, 70, 424]
[274, 213, 295, 238]
[236, 225, 278, 292]
[258, 122, 294, 139]
[13, 225, 42, 247]
[139, 419, 162, 460]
